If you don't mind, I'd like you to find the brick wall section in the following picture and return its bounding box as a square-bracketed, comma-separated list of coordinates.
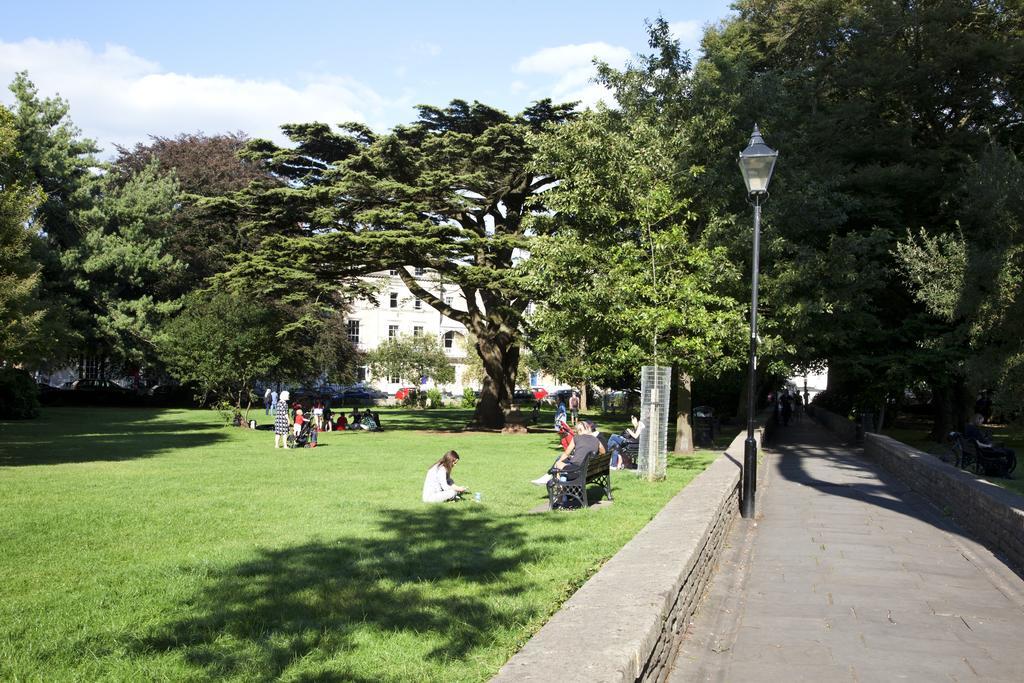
[491, 425, 765, 682]
[864, 432, 1024, 573]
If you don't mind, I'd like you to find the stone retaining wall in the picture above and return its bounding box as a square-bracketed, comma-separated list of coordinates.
[492, 424, 766, 682]
[864, 432, 1024, 573]
[805, 405, 857, 442]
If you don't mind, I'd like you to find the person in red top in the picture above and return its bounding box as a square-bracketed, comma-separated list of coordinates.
[293, 408, 305, 436]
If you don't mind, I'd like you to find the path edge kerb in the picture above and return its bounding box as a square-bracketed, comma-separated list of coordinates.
[492, 423, 768, 683]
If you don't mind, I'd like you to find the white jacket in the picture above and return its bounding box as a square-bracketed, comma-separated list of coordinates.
[422, 464, 459, 503]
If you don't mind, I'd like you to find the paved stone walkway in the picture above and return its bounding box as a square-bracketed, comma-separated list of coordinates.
[669, 418, 1024, 682]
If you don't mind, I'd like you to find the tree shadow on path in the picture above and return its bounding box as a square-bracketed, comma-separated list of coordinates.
[132, 506, 565, 681]
[769, 420, 1024, 575]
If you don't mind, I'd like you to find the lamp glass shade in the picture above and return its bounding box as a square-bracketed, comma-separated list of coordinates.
[738, 125, 778, 194]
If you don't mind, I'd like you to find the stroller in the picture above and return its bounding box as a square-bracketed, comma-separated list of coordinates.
[288, 419, 317, 448]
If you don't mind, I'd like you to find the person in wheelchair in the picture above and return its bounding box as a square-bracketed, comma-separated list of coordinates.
[964, 414, 1017, 476]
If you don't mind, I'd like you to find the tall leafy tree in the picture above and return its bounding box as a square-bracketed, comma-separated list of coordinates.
[0, 106, 45, 364]
[896, 146, 1024, 421]
[526, 19, 748, 450]
[687, 0, 1024, 434]
[366, 334, 455, 387]
[113, 132, 276, 295]
[223, 100, 576, 427]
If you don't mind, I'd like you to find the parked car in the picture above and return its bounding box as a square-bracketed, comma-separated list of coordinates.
[147, 383, 198, 406]
[70, 379, 130, 393]
[512, 389, 537, 404]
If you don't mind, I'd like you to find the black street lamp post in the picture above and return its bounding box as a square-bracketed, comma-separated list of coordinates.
[738, 124, 778, 519]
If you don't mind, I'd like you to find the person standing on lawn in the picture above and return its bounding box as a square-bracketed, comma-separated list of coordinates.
[568, 391, 580, 425]
[274, 390, 292, 449]
[264, 388, 272, 415]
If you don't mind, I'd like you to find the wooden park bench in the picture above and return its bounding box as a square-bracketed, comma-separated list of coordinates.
[546, 450, 613, 510]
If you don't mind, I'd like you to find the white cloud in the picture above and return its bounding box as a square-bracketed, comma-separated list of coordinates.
[0, 38, 397, 155]
[515, 42, 630, 75]
[409, 41, 442, 57]
[669, 20, 705, 57]
[513, 42, 630, 110]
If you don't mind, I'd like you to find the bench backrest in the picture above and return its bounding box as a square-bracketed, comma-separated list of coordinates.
[585, 450, 611, 481]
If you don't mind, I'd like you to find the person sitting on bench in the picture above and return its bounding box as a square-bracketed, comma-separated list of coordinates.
[607, 416, 644, 470]
[532, 421, 605, 485]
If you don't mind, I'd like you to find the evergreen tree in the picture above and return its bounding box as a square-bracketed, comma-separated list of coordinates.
[5, 72, 97, 366]
[222, 100, 576, 427]
[0, 107, 46, 365]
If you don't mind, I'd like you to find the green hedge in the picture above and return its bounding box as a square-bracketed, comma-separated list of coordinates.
[0, 367, 40, 419]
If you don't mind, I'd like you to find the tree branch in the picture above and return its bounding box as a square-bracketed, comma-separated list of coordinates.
[397, 269, 471, 326]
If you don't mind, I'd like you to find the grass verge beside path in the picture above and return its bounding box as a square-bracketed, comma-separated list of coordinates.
[0, 407, 716, 682]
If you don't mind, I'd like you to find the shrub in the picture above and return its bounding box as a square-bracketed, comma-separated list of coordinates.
[811, 389, 854, 418]
[425, 387, 443, 408]
[0, 367, 40, 419]
[461, 387, 477, 408]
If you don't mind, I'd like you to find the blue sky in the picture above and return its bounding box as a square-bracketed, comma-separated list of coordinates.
[1, 0, 735, 154]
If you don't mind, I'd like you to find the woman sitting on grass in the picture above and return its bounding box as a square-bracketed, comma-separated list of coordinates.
[422, 450, 468, 503]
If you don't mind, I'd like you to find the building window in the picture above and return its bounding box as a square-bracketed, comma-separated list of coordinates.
[357, 366, 368, 382]
[443, 331, 456, 349]
[390, 292, 399, 308]
[388, 324, 399, 339]
[389, 269, 398, 275]
[444, 296, 453, 305]
[82, 356, 103, 380]
[347, 320, 360, 344]
[414, 298, 422, 310]
[389, 374, 401, 384]
[530, 371, 541, 386]
[413, 326, 424, 337]
[414, 267, 425, 276]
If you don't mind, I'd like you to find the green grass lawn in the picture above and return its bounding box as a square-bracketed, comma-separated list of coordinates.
[882, 420, 1024, 498]
[0, 407, 716, 682]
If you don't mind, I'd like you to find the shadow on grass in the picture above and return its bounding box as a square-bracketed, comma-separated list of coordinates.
[0, 408, 228, 466]
[133, 506, 563, 680]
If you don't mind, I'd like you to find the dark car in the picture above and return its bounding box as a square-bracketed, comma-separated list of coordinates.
[71, 379, 130, 393]
[512, 389, 537, 404]
[59, 378, 139, 406]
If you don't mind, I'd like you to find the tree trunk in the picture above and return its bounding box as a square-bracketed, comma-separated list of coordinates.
[471, 331, 518, 429]
[928, 379, 968, 442]
[674, 372, 694, 453]
[929, 377, 969, 441]
[579, 382, 589, 412]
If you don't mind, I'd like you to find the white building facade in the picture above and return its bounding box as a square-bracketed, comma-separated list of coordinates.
[346, 269, 474, 395]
